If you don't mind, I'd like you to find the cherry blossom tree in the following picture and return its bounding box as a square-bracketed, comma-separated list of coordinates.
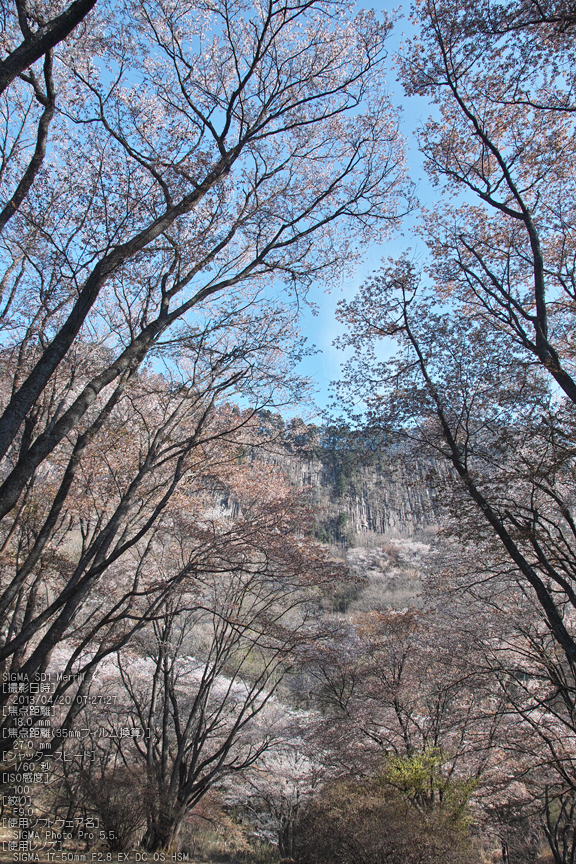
[0, 1, 100, 231]
[235, 727, 327, 858]
[333, 3, 576, 826]
[399, 0, 576, 403]
[335, 254, 576, 861]
[0, 1, 97, 95]
[0, 0, 409, 753]
[65, 464, 344, 851]
[0, 295, 304, 711]
[0, 0, 409, 510]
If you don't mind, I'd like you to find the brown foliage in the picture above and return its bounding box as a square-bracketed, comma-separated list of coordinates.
[293, 779, 479, 864]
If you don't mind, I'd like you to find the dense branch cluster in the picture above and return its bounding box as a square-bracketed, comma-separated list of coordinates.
[334, 1, 576, 860]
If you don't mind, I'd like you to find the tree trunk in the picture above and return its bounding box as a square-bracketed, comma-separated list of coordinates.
[142, 808, 184, 853]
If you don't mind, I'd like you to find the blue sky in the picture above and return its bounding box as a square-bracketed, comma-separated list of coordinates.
[294, 10, 435, 419]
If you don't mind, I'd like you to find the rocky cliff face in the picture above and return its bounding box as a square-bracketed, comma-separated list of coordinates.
[263, 448, 440, 545]
[259, 443, 440, 610]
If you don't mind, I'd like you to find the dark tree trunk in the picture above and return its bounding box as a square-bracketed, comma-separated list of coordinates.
[142, 808, 184, 852]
